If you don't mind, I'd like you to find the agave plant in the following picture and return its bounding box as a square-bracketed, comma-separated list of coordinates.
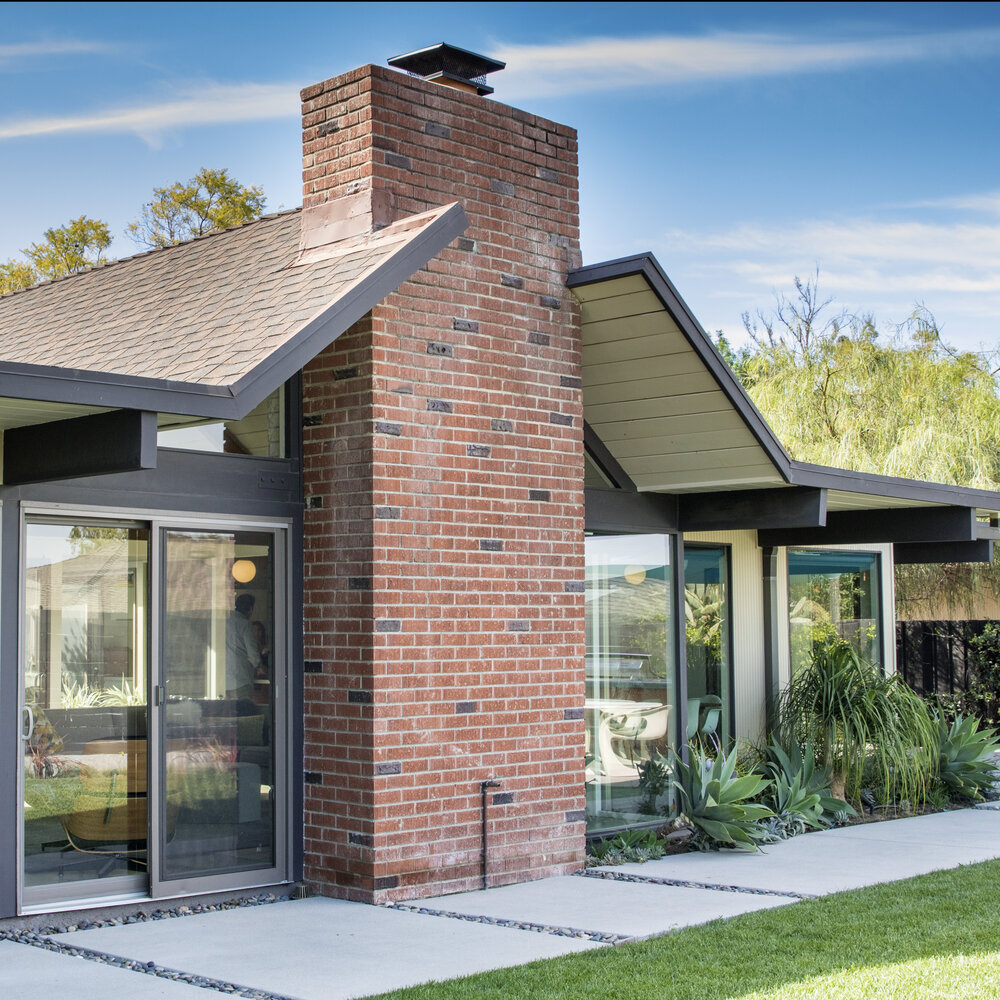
[671, 744, 774, 851]
[774, 641, 937, 806]
[760, 742, 855, 838]
[936, 713, 1000, 801]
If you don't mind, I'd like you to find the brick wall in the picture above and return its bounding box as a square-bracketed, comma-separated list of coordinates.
[301, 64, 585, 901]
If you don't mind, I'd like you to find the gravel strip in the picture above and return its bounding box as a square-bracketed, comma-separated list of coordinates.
[579, 868, 816, 899]
[0, 893, 296, 998]
[383, 901, 633, 946]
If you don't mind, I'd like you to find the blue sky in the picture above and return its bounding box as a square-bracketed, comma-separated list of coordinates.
[2, 2, 1000, 350]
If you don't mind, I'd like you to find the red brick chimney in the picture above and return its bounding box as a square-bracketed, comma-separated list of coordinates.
[299, 48, 585, 902]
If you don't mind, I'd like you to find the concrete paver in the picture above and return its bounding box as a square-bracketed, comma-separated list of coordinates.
[54, 896, 600, 1000]
[0, 939, 210, 999]
[604, 810, 1000, 895]
[431, 874, 793, 938]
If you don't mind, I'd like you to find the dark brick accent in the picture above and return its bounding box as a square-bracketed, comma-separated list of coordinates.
[537, 166, 558, 182]
[452, 318, 479, 333]
[374, 876, 399, 890]
[334, 365, 359, 380]
[563, 707, 585, 721]
[528, 489, 551, 502]
[480, 539, 503, 552]
[540, 295, 561, 309]
[392, 383, 414, 394]
[490, 178, 515, 196]
[500, 273, 523, 289]
[348, 689, 374, 704]
[455, 237, 475, 252]
[560, 375, 582, 389]
[492, 791, 514, 805]
[316, 120, 339, 137]
[375, 619, 401, 633]
[549, 412, 573, 426]
[349, 577, 372, 590]
[304, 772, 323, 785]
[427, 340, 455, 356]
[565, 809, 587, 823]
[491, 418, 513, 432]
[549, 233, 572, 248]
[528, 331, 550, 346]
[564, 580, 585, 593]
[425, 121, 451, 138]
[375, 506, 401, 519]
[375, 421, 402, 436]
[467, 444, 490, 458]
[375, 761, 402, 776]
[385, 152, 411, 170]
[456, 701, 478, 714]
[305, 495, 324, 509]
[303, 660, 324, 674]
[427, 399, 453, 413]
[348, 832, 373, 847]
[302, 414, 323, 427]
[507, 620, 530, 632]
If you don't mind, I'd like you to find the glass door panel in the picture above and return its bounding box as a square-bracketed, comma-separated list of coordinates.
[21, 522, 149, 904]
[159, 529, 278, 883]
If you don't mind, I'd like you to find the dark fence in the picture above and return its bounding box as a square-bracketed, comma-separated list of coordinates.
[896, 620, 991, 697]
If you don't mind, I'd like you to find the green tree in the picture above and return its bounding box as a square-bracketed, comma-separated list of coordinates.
[24, 216, 113, 279]
[0, 258, 38, 294]
[127, 167, 266, 248]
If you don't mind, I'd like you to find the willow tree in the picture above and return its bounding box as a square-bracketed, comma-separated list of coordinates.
[722, 274, 1000, 616]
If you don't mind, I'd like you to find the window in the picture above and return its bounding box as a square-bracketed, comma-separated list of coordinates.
[684, 545, 731, 746]
[585, 534, 676, 835]
[788, 549, 882, 673]
[158, 386, 286, 457]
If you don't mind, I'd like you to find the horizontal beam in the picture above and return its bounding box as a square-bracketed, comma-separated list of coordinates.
[585, 487, 678, 534]
[680, 487, 826, 532]
[758, 505, 977, 548]
[4, 409, 157, 485]
[894, 539, 995, 565]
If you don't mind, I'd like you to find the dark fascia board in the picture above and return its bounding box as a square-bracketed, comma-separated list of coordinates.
[894, 539, 994, 565]
[758, 505, 978, 548]
[0, 203, 469, 422]
[680, 487, 827, 532]
[787, 459, 1000, 512]
[585, 486, 679, 534]
[583, 420, 636, 492]
[568, 254, 794, 480]
[4, 409, 156, 485]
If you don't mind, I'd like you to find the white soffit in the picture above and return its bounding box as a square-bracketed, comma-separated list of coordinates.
[0, 397, 110, 431]
[575, 274, 785, 493]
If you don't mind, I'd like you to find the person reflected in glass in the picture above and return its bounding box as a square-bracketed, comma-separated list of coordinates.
[225, 593, 260, 701]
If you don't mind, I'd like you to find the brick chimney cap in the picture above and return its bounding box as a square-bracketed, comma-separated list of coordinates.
[388, 42, 505, 96]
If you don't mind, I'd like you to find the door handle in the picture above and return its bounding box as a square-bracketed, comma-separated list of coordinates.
[21, 705, 34, 742]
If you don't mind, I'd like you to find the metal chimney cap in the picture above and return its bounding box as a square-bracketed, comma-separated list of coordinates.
[388, 42, 505, 96]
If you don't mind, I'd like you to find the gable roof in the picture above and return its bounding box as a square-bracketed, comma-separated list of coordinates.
[0, 202, 467, 421]
[569, 253, 1000, 519]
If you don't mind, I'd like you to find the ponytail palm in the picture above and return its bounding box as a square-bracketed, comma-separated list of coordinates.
[775, 642, 937, 806]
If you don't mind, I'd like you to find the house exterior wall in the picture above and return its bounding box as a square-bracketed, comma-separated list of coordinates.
[300, 65, 586, 902]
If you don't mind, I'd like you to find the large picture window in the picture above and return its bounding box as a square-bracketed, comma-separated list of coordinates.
[788, 549, 882, 673]
[585, 534, 676, 835]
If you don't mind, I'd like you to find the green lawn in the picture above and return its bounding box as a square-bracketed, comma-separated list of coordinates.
[367, 861, 1000, 1000]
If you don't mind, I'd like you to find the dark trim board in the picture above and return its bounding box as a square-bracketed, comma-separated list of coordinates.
[758, 506, 978, 548]
[583, 421, 636, 492]
[585, 486, 678, 534]
[894, 539, 995, 564]
[680, 487, 826, 532]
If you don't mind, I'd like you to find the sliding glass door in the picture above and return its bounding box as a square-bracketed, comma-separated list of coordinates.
[20, 514, 287, 910]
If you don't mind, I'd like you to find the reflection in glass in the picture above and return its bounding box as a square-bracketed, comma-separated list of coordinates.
[22, 522, 149, 896]
[157, 386, 285, 457]
[684, 546, 731, 746]
[788, 549, 881, 673]
[161, 530, 276, 880]
[585, 534, 675, 835]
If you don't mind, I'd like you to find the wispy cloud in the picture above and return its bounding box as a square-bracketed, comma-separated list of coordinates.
[494, 28, 1000, 98]
[0, 40, 119, 64]
[661, 201, 1000, 348]
[0, 81, 299, 145]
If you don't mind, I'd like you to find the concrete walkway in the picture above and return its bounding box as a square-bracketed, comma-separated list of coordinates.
[5, 808, 999, 1000]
